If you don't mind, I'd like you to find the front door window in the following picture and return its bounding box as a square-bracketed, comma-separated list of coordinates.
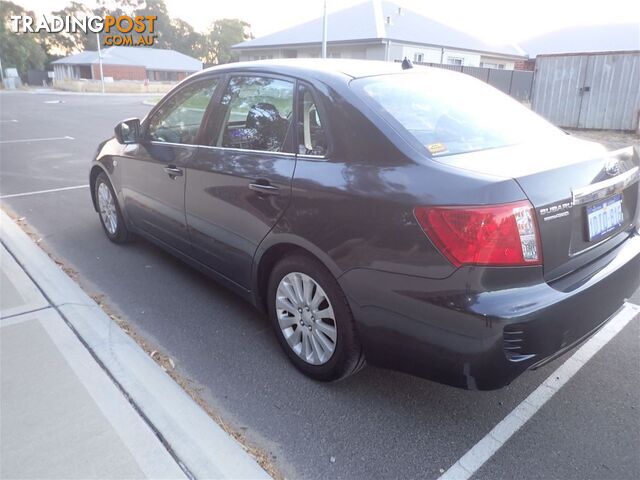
[147, 78, 219, 145]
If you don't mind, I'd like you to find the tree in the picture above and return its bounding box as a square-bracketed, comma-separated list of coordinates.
[135, 0, 173, 49]
[0, 1, 47, 79]
[169, 18, 202, 57]
[91, 0, 142, 50]
[43, 0, 143, 54]
[40, 1, 93, 55]
[134, 0, 204, 56]
[199, 18, 252, 65]
[0, 0, 250, 78]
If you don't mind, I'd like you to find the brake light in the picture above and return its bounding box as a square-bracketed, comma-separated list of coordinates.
[414, 200, 542, 267]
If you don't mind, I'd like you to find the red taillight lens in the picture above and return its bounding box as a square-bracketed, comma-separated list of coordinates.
[414, 201, 542, 267]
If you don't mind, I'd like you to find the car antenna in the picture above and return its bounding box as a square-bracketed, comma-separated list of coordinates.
[401, 57, 413, 70]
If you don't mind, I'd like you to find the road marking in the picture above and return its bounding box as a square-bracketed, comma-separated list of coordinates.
[0, 119, 18, 123]
[0, 184, 89, 199]
[0, 135, 74, 144]
[439, 302, 640, 480]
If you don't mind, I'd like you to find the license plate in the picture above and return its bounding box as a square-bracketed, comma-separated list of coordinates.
[587, 194, 623, 242]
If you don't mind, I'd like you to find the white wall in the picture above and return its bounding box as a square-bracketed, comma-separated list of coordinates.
[387, 43, 404, 61]
[365, 45, 386, 60]
[396, 44, 443, 63]
[236, 44, 518, 69]
[479, 56, 516, 70]
[238, 45, 373, 61]
[389, 44, 517, 69]
[389, 43, 482, 67]
[53, 64, 80, 80]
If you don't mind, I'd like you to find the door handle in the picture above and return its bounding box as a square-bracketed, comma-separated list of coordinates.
[163, 165, 183, 178]
[248, 182, 279, 195]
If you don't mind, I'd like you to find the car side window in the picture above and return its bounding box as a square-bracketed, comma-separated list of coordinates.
[216, 76, 294, 152]
[297, 84, 328, 156]
[147, 78, 219, 145]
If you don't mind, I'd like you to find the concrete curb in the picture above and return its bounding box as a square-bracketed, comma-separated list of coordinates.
[0, 210, 271, 480]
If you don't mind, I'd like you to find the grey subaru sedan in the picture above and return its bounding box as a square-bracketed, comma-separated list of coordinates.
[90, 60, 640, 389]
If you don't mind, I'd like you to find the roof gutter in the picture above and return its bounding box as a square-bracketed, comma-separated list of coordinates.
[231, 38, 388, 50]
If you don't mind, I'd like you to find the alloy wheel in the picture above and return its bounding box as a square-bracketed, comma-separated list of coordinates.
[275, 272, 337, 365]
[97, 182, 118, 235]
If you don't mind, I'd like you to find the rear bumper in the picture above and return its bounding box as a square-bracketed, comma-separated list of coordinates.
[339, 232, 640, 390]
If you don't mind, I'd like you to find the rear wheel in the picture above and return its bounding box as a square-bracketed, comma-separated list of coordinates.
[267, 254, 365, 381]
[95, 172, 132, 243]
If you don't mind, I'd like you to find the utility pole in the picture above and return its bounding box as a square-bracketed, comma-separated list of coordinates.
[321, 0, 328, 59]
[96, 33, 105, 93]
[0, 55, 4, 86]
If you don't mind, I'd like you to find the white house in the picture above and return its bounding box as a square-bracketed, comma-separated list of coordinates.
[232, 1, 525, 69]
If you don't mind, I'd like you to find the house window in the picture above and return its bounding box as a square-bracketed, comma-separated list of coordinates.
[480, 62, 506, 69]
[447, 57, 463, 66]
[414, 53, 424, 63]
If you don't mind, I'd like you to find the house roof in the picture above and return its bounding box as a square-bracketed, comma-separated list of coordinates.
[232, 0, 524, 58]
[518, 23, 640, 57]
[52, 47, 202, 72]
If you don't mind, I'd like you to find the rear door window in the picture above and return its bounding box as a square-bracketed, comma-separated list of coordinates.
[297, 84, 328, 156]
[215, 76, 295, 152]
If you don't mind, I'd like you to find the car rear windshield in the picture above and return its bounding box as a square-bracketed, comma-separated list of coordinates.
[352, 71, 562, 157]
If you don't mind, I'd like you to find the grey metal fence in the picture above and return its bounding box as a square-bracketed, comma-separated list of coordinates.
[398, 60, 534, 102]
[531, 52, 640, 131]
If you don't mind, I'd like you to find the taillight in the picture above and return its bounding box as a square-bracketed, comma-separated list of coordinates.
[414, 200, 542, 267]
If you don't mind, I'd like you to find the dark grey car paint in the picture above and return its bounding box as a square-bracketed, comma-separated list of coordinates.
[187, 147, 297, 288]
[91, 60, 640, 389]
[119, 141, 195, 255]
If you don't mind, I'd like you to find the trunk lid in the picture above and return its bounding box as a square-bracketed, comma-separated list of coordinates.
[436, 135, 640, 281]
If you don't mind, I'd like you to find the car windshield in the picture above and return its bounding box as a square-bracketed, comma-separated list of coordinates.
[352, 71, 563, 157]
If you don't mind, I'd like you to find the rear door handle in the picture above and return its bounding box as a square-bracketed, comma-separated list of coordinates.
[163, 165, 183, 178]
[248, 182, 279, 195]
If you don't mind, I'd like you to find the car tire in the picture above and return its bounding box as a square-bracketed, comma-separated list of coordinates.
[267, 254, 365, 381]
[95, 172, 132, 243]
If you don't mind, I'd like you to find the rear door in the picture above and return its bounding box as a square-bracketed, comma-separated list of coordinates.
[185, 74, 297, 288]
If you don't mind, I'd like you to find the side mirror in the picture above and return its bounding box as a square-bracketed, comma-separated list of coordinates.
[114, 118, 141, 144]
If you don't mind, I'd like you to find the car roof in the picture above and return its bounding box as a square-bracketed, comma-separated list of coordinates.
[193, 58, 440, 82]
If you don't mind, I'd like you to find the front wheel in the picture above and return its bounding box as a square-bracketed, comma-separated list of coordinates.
[95, 172, 132, 243]
[267, 254, 365, 381]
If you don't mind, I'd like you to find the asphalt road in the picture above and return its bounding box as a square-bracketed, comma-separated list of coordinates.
[1, 90, 639, 480]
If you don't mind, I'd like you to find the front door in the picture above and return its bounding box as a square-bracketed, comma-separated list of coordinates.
[186, 74, 297, 288]
[120, 77, 220, 252]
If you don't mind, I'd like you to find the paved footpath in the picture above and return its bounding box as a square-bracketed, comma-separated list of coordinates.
[0, 209, 270, 479]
